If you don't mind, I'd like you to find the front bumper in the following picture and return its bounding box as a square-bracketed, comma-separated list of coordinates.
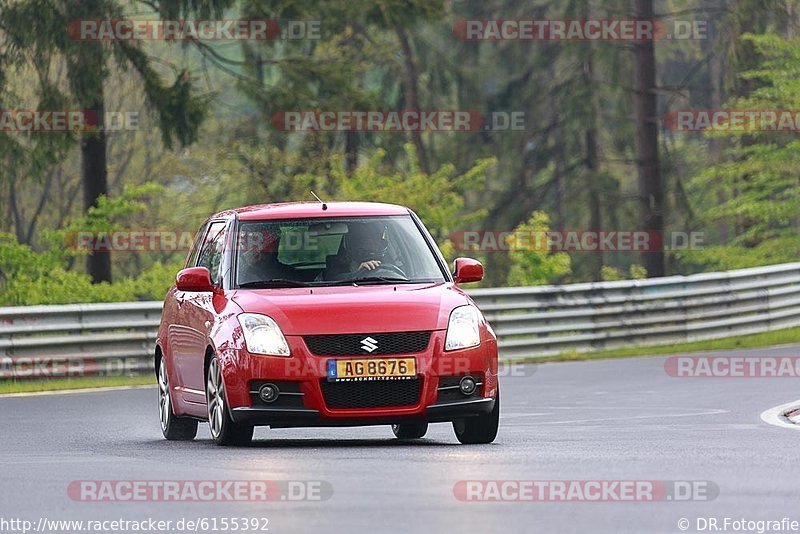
[221, 330, 498, 428]
[230, 397, 496, 428]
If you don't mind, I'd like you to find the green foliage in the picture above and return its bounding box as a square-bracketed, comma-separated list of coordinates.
[127, 260, 185, 301]
[600, 265, 623, 282]
[628, 264, 648, 280]
[602, 264, 648, 281]
[335, 144, 495, 244]
[683, 33, 800, 270]
[0, 232, 182, 306]
[62, 182, 166, 234]
[506, 212, 571, 286]
[0, 183, 181, 305]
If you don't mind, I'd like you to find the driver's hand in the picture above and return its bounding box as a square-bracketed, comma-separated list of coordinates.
[358, 260, 381, 271]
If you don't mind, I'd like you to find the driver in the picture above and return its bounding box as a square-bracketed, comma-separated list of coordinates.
[346, 221, 389, 272]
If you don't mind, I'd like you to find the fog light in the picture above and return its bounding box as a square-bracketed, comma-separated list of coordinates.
[459, 376, 477, 396]
[259, 383, 280, 403]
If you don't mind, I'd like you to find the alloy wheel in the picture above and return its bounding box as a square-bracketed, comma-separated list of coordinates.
[207, 358, 225, 439]
[158, 358, 171, 432]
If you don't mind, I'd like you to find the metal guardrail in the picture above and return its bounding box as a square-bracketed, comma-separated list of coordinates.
[0, 302, 161, 378]
[2, 262, 800, 379]
[471, 262, 800, 358]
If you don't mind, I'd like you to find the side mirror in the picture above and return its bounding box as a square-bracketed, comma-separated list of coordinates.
[176, 267, 214, 292]
[453, 257, 484, 284]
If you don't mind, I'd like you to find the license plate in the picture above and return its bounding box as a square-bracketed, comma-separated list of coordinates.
[327, 358, 416, 381]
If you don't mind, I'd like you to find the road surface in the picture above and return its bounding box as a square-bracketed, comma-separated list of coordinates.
[3, 346, 800, 534]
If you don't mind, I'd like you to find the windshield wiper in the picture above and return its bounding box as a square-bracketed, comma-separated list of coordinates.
[348, 276, 412, 285]
[238, 279, 310, 288]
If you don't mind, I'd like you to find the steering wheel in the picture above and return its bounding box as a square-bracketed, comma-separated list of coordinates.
[351, 263, 408, 280]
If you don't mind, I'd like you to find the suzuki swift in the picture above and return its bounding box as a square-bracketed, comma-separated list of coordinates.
[156, 201, 499, 445]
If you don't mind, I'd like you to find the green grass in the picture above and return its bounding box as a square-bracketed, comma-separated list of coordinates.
[0, 375, 154, 395]
[518, 326, 800, 364]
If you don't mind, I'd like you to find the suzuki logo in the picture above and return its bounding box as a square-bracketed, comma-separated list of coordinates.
[360, 336, 378, 353]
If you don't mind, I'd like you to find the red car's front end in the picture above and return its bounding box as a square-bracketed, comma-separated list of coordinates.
[222, 283, 498, 428]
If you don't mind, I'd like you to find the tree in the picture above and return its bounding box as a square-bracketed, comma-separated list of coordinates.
[506, 211, 571, 286]
[681, 33, 800, 270]
[0, 0, 222, 282]
[632, 0, 665, 277]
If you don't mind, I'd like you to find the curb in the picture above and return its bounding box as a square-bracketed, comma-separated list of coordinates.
[761, 399, 800, 430]
[785, 407, 800, 425]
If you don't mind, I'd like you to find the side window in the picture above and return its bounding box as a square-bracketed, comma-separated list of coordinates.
[185, 222, 208, 268]
[196, 221, 227, 286]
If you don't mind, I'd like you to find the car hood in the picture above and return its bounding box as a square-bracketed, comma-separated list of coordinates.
[230, 282, 470, 335]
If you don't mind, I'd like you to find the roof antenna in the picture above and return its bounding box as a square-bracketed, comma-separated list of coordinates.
[310, 190, 328, 210]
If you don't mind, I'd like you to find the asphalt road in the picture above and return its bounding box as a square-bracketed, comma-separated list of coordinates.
[3, 346, 800, 534]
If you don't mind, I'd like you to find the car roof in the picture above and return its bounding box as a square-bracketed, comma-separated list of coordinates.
[211, 201, 411, 221]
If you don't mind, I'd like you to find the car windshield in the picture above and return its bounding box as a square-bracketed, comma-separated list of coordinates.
[234, 215, 446, 287]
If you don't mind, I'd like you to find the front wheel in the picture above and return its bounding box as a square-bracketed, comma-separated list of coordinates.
[158, 357, 198, 441]
[392, 422, 428, 440]
[453, 390, 499, 445]
[206, 356, 253, 446]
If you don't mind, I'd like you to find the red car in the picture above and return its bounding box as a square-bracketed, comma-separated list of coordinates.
[155, 201, 499, 445]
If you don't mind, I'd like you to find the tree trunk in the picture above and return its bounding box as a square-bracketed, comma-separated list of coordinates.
[394, 25, 430, 174]
[345, 131, 359, 175]
[583, 43, 604, 281]
[708, 31, 728, 243]
[65, 0, 111, 283]
[81, 100, 111, 283]
[551, 65, 566, 230]
[632, 0, 665, 277]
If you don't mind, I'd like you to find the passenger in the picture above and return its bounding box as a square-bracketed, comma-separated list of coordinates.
[237, 228, 294, 284]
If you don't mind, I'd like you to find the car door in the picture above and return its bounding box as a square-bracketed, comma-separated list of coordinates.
[171, 220, 228, 404]
[165, 221, 206, 388]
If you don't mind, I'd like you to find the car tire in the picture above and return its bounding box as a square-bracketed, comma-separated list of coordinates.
[206, 356, 253, 446]
[453, 389, 500, 445]
[158, 357, 198, 441]
[392, 422, 428, 440]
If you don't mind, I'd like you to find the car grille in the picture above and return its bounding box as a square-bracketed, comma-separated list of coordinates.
[320, 378, 422, 409]
[304, 331, 432, 356]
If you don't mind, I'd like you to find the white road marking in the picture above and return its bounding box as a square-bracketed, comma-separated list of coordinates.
[533, 409, 728, 425]
[500, 412, 551, 419]
[0, 384, 156, 399]
[760, 399, 800, 430]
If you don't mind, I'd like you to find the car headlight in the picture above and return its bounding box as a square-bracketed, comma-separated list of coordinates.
[238, 313, 291, 356]
[445, 305, 481, 351]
